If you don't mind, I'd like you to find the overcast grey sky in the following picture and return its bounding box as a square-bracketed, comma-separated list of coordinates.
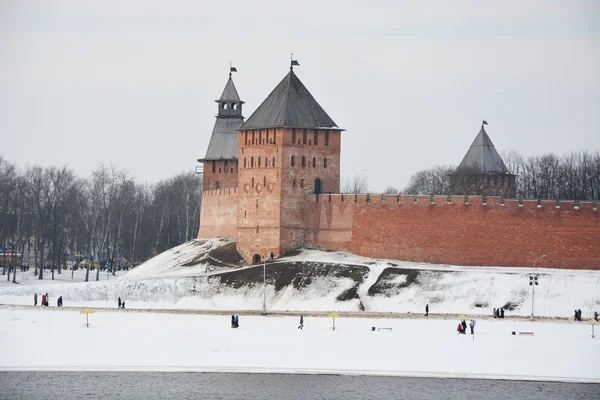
[1, 1, 598, 191]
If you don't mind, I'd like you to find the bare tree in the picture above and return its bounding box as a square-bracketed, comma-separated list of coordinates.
[341, 174, 369, 194]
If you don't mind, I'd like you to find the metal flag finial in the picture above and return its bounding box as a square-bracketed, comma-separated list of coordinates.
[290, 53, 299, 70]
[482, 119, 488, 128]
[229, 62, 237, 77]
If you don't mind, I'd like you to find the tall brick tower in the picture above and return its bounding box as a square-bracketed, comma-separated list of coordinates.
[198, 71, 244, 191]
[236, 65, 342, 263]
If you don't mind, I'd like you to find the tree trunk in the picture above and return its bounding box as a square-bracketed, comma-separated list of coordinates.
[38, 239, 44, 280]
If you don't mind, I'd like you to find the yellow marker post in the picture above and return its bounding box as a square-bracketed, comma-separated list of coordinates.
[587, 318, 599, 338]
[80, 306, 94, 328]
[329, 311, 340, 331]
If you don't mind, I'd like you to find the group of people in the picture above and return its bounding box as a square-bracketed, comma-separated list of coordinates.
[231, 315, 240, 328]
[33, 293, 63, 307]
[456, 319, 476, 334]
[493, 308, 505, 318]
[573, 309, 583, 321]
[118, 297, 126, 309]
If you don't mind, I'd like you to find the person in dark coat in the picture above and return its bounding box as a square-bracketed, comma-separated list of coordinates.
[578, 309, 582, 321]
[469, 319, 475, 335]
[118, 297, 122, 309]
[425, 304, 429, 317]
[500, 308, 505, 319]
[461, 320, 467, 334]
[45, 293, 49, 306]
[493, 308, 497, 319]
[595, 311, 599, 322]
[122, 301, 125, 309]
[231, 315, 236, 328]
[57, 296, 63, 307]
[298, 315, 304, 329]
[235, 315, 239, 328]
[34, 293, 38, 306]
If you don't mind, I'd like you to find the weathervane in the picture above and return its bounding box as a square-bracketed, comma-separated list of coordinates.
[229, 61, 237, 77]
[290, 53, 300, 70]
[482, 119, 488, 129]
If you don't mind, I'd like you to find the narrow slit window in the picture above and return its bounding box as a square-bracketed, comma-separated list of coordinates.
[292, 129, 296, 144]
[312, 157, 316, 168]
[314, 130, 318, 145]
[325, 130, 329, 146]
[324, 157, 328, 168]
[302, 156, 306, 168]
[212, 160, 216, 173]
[303, 129, 307, 144]
[291, 155, 295, 167]
[251, 157, 254, 168]
[272, 156, 275, 167]
[300, 179, 304, 188]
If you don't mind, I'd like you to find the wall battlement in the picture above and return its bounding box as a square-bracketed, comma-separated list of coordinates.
[311, 194, 598, 214]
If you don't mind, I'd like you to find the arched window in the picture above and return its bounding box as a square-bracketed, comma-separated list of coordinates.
[314, 178, 322, 194]
[258, 157, 261, 167]
[312, 157, 316, 168]
[301, 179, 304, 188]
[272, 157, 275, 167]
[303, 129, 307, 144]
[251, 157, 254, 168]
[266, 129, 269, 144]
[265, 156, 268, 167]
[215, 181, 220, 189]
[293, 179, 296, 188]
[301, 156, 306, 168]
[245, 131, 248, 145]
[252, 177, 254, 187]
[324, 157, 328, 168]
[292, 129, 296, 144]
[252, 130, 255, 145]
[263, 176, 266, 186]
[212, 160, 216, 173]
[314, 130, 319, 145]
[244, 158, 247, 168]
[291, 155, 295, 167]
[325, 130, 329, 146]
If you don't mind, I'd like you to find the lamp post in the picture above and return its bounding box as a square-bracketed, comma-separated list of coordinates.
[262, 252, 275, 315]
[530, 254, 546, 320]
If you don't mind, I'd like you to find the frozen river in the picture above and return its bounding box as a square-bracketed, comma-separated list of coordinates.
[1, 372, 598, 400]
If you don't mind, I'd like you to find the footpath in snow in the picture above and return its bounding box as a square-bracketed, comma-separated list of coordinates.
[1, 308, 598, 383]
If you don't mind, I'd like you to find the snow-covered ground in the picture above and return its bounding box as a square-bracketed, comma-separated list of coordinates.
[1, 308, 598, 382]
[122, 238, 234, 280]
[0, 269, 127, 289]
[0, 242, 598, 318]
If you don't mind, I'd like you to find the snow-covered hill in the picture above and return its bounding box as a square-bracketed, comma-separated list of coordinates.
[0, 240, 599, 318]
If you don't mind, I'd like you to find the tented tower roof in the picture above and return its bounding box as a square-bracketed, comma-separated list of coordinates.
[456, 126, 510, 174]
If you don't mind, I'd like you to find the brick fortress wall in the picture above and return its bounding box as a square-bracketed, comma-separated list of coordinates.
[307, 194, 600, 269]
[197, 187, 238, 239]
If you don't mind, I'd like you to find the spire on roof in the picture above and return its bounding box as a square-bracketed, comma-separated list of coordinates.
[199, 72, 245, 162]
[241, 69, 340, 130]
[455, 125, 510, 174]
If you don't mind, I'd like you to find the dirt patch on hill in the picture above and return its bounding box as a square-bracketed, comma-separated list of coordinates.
[368, 268, 420, 296]
[208, 242, 244, 266]
[210, 261, 369, 300]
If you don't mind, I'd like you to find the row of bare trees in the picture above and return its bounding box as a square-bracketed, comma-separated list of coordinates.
[400, 150, 600, 200]
[0, 156, 202, 281]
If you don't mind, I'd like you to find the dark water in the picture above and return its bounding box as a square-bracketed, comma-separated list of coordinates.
[0, 372, 598, 400]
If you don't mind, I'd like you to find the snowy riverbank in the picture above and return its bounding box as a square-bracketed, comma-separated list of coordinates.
[1, 308, 598, 383]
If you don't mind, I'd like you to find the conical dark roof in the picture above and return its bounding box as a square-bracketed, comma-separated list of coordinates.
[241, 70, 340, 130]
[456, 126, 510, 174]
[200, 76, 244, 162]
[218, 76, 243, 103]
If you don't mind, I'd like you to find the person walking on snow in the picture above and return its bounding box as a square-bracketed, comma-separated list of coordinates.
[298, 315, 304, 329]
[469, 319, 475, 335]
[41, 294, 46, 307]
[57, 296, 63, 307]
[118, 297, 121, 309]
[34, 293, 38, 306]
[461, 320, 467, 334]
[425, 304, 429, 317]
[493, 308, 497, 319]
[500, 308, 505, 319]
